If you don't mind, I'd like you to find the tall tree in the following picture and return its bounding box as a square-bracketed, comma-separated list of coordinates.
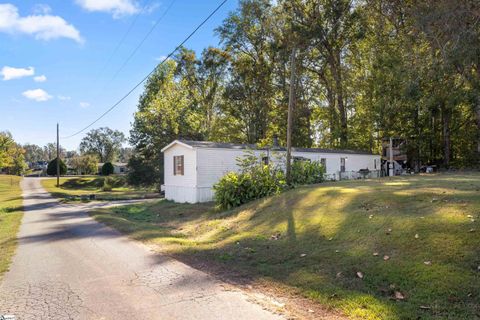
[80, 127, 126, 163]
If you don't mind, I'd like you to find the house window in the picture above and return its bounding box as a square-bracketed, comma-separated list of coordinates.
[173, 155, 184, 175]
[340, 158, 346, 172]
[320, 158, 326, 168]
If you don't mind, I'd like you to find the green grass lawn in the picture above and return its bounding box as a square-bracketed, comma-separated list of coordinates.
[91, 173, 480, 319]
[0, 175, 23, 278]
[41, 175, 160, 201]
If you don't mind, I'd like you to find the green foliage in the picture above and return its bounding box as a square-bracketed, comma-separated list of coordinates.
[70, 154, 98, 175]
[290, 160, 325, 185]
[213, 166, 287, 210]
[0, 132, 27, 175]
[127, 154, 161, 187]
[80, 127, 125, 163]
[101, 162, 114, 176]
[46, 158, 67, 176]
[214, 152, 287, 209]
[129, 0, 480, 187]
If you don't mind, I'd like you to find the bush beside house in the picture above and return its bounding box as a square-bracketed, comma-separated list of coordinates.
[214, 154, 325, 209]
[47, 158, 67, 176]
[101, 162, 114, 176]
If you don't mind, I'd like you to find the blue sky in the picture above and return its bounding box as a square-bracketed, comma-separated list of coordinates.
[0, 0, 237, 150]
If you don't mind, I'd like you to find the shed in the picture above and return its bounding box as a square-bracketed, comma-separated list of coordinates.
[161, 140, 381, 203]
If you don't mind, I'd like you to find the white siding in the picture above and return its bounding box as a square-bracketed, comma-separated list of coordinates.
[292, 151, 380, 176]
[196, 148, 265, 187]
[163, 141, 381, 203]
[163, 144, 197, 203]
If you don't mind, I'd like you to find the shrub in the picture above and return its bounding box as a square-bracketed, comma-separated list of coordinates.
[101, 162, 114, 176]
[214, 164, 287, 210]
[46, 158, 67, 176]
[101, 177, 113, 191]
[214, 153, 326, 210]
[290, 160, 325, 185]
[127, 154, 161, 187]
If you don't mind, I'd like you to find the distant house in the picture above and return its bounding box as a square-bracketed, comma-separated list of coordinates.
[162, 140, 381, 204]
[97, 162, 128, 175]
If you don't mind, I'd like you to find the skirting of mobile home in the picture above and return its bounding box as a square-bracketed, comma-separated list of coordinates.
[161, 140, 381, 203]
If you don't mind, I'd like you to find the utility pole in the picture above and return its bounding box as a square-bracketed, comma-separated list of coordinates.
[389, 137, 394, 177]
[286, 47, 296, 185]
[56, 123, 60, 187]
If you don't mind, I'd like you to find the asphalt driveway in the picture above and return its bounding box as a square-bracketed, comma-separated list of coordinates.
[0, 178, 282, 320]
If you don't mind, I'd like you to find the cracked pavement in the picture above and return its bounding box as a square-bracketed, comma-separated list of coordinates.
[0, 178, 283, 320]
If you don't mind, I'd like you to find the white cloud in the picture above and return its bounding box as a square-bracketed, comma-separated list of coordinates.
[0, 3, 83, 43]
[22, 89, 52, 102]
[32, 4, 52, 15]
[75, 0, 139, 18]
[79, 101, 90, 108]
[143, 2, 160, 14]
[57, 95, 71, 101]
[33, 74, 47, 82]
[1, 65, 34, 80]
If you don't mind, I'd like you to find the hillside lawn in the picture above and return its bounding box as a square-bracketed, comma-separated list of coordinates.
[41, 176, 160, 201]
[90, 173, 480, 319]
[0, 175, 23, 278]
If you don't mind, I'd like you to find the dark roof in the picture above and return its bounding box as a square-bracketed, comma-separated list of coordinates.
[178, 140, 376, 155]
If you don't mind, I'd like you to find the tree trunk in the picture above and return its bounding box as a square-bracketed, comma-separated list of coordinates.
[476, 96, 480, 154]
[442, 106, 451, 167]
[331, 50, 347, 147]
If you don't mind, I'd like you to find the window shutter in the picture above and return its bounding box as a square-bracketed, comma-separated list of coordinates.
[180, 156, 184, 175]
[173, 156, 176, 175]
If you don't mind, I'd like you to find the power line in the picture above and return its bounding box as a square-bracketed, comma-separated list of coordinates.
[98, 0, 177, 92]
[62, 0, 229, 139]
[90, 0, 154, 89]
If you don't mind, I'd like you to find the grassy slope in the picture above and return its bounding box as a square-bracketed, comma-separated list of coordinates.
[91, 173, 480, 319]
[41, 176, 159, 200]
[0, 175, 23, 278]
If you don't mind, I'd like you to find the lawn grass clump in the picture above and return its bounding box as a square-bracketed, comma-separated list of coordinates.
[91, 173, 480, 319]
[0, 175, 23, 278]
[41, 176, 159, 201]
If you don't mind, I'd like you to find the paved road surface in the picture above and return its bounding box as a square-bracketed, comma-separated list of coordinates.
[0, 178, 283, 320]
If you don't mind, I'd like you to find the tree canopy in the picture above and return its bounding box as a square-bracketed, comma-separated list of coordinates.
[129, 0, 480, 185]
[80, 127, 126, 163]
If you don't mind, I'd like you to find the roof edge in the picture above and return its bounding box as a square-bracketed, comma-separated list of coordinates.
[161, 140, 194, 152]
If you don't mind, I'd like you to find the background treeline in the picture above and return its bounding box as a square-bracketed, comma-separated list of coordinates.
[0, 131, 28, 175]
[128, 0, 480, 185]
[5, 127, 131, 176]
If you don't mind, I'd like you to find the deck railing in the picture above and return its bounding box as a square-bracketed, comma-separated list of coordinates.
[325, 170, 381, 181]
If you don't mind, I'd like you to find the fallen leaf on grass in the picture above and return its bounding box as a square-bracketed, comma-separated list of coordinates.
[419, 305, 431, 310]
[369, 214, 374, 219]
[373, 252, 379, 256]
[467, 215, 473, 218]
[336, 272, 342, 278]
[415, 233, 420, 239]
[386, 228, 392, 235]
[424, 261, 432, 265]
[469, 229, 476, 233]
[383, 255, 390, 261]
[356, 271, 364, 279]
[394, 291, 406, 300]
[300, 253, 307, 257]
[335, 250, 340, 253]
